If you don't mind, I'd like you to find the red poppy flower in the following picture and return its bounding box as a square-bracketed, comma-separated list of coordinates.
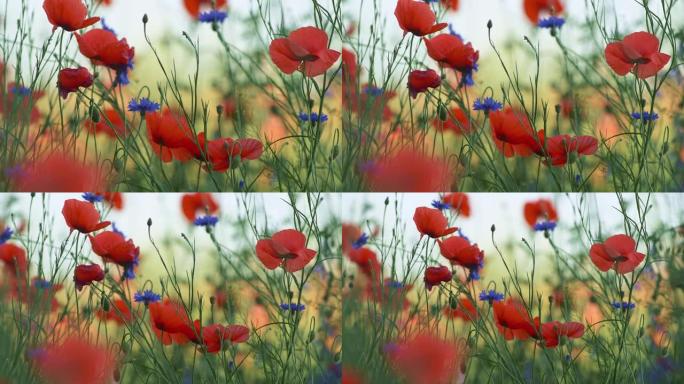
[437, 236, 483, 269]
[102, 192, 124, 210]
[440, 0, 459, 11]
[523, 199, 558, 227]
[62, 199, 110, 234]
[85, 109, 128, 138]
[75, 29, 134, 70]
[149, 299, 196, 345]
[256, 229, 317, 272]
[201, 324, 249, 353]
[43, 0, 100, 32]
[181, 193, 219, 222]
[11, 152, 110, 192]
[424, 265, 452, 291]
[394, 0, 447, 37]
[33, 336, 115, 384]
[347, 247, 382, 280]
[89, 231, 139, 266]
[424, 34, 479, 72]
[540, 321, 584, 348]
[97, 298, 133, 325]
[493, 299, 536, 340]
[441, 193, 470, 217]
[523, 0, 564, 23]
[342, 223, 363, 255]
[489, 108, 543, 157]
[363, 149, 455, 192]
[544, 134, 598, 166]
[433, 107, 471, 135]
[444, 297, 478, 321]
[185, 132, 263, 172]
[414, 207, 457, 238]
[0, 243, 28, 277]
[183, 0, 227, 18]
[57, 67, 93, 99]
[407, 69, 441, 99]
[145, 109, 193, 163]
[605, 31, 670, 79]
[589, 234, 645, 274]
[73, 263, 105, 291]
[269, 26, 340, 77]
[385, 332, 465, 384]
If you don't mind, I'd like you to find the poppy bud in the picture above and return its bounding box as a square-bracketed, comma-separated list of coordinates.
[384, 197, 389, 206]
[147, 218, 152, 227]
[662, 142, 669, 155]
[330, 145, 339, 160]
[216, 104, 224, 116]
[491, 224, 496, 232]
[113, 157, 124, 172]
[487, 20, 493, 29]
[554, 104, 561, 114]
[449, 295, 458, 309]
[438, 104, 448, 121]
[143, 14, 148, 24]
[90, 105, 100, 122]
[102, 297, 110, 311]
[308, 330, 315, 343]
[210, 296, 216, 306]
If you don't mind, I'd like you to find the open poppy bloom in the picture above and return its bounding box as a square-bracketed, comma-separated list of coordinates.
[43, 0, 100, 32]
[57, 67, 93, 99]
[523, 199, 558, 227]
[414, 207, 457, 238]
[424, 34, 479, 73]
[86, 109, 128, 138]
[385, 332, 466, 384]
[73, 264, 105, 291]
[183, 0, 227, 18]
[441, 193, 471, 217]
[347, 247, 382, 280]
[0, 243, 28, 277]
[544, 134, 598, 166]
[437, 236, 483, 272]
[269, 26, 340, 77]
[523, 0, 564, 23]
[181, 193, 219, 222]
[363, 149, 455, 192]
[407, 69, 441, 99]
[89, 231, 139, 267]
[539, 320, 585, 348]
[201, 323, 249, 353]
[424, 265, 452, 291]
[493, 299, 536, 340]
[394, 0, 447, 37]
[145, 109, 193, 163]
[441, 0, 460, 11]
[75, 28, 134, 74]
[62, 199, 110, 234]
[433, 107, 471, 135]
[605, 31, 670, 79]
[149, 299, 196, 345]
[589, 234, 645, 274]
[489, 108, 544, 157]
[184, 132, 263, 172]
[256, 229, 317, 272]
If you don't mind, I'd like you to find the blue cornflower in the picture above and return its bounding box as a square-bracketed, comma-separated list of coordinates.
[479, 289, 504, 303]
[82, 192, 103, 203]
[431, 200, 450, 210]
[112, 222, 126, 238]
[351, 233, 369, 249]
[298, 112, 329, 123]
[198, 10, 228, 23]
[238, 180, 246, 190]
[631, 111, 659, 122]
[280, 303, 306, 312]
[363, 85, 384, 97]
[457, 228, 470, 242]
[10, 85, 31, 96]
[612, 301, 636, 310]
[194, 215, 219, 227]
[128, 97, 160, 114]
[384, 280, 404, 289]
[134, 290, 161, 305]
[123, 253, 140, 280]
[101, 18, 117, 36]
[538, 16, 565, 29]
[448, 24, 464, 41]
[33, 279, 52, 289]
[0, 227, 13, 244]
[473, 97, 503, 113]
[533, 221, 557, 232]
[114, 57, 134, 87]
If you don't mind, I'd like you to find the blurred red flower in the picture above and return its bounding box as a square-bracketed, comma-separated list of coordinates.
[424, 34, 479, 72]
[183, 0, 228, 18]
[545, 134, 598, 166]
[441, 0, 460, 11]
[73, 264, 105, 291]
[441, 193, 471, 217]
[11, 152, 110, 192]
[43, 0, 100, 32]
[269, 26, 340, 77]
[414, 207, 457, 238]
[589, 234, 645, 274]
[385, 332, 466, 384]
[407, 69, 441, 99]
[0, 243, 28, 277]
[33, 336, 115, 384]
[424, 265, 452, 291]
[540, 320, 585, 348]
[523, 199, 558, 227]
[394, 0, 447, 37]
[256, 229, 317, 272]
[102, 192, 124, 210]
[181, 193, 219, 222]
[97, 298, 133, 325]
[523, 0, 564, 23]
[57, 67, 93, 99]
[62, 199, 110, 234]
[85, 109, 128, 138]
[201, 324, 249, 353]
[185, 132, 263, 172]
[605, 31, 670, 79]
[347, 247, 382, 280]
[444, 297, 478, 321]
[363, 149, 455, 192]
[433, 107, 471, 135]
